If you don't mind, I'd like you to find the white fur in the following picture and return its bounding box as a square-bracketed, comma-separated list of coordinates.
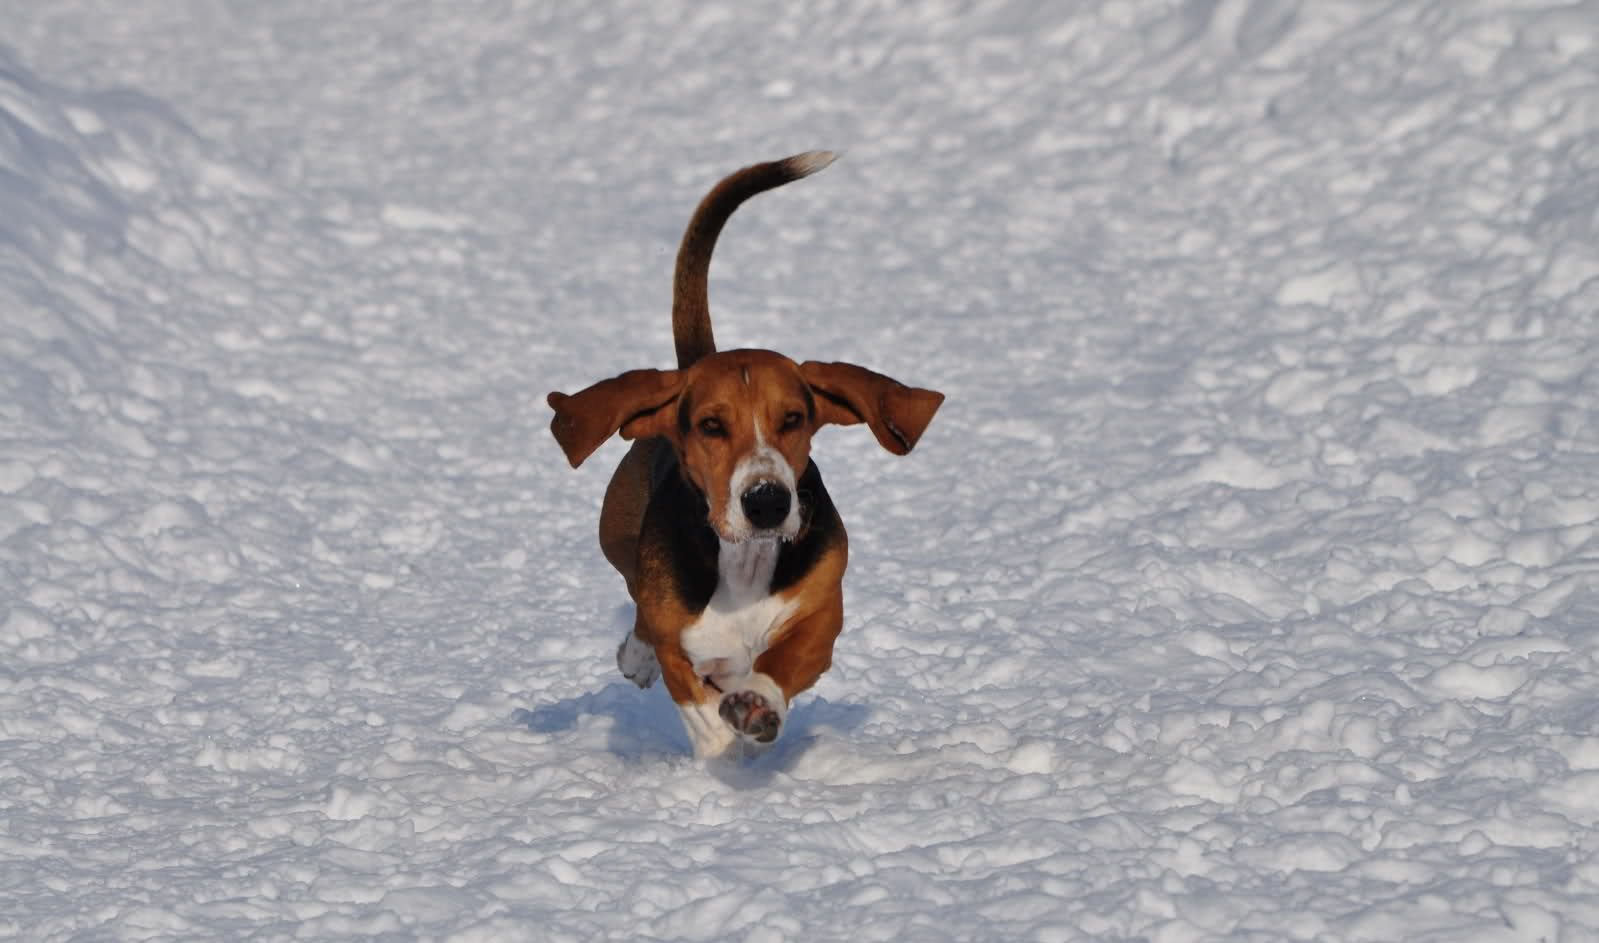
[721, 420, 802, 541]
[675, 537, 797, 755]
[616, 630, 659, 688]
[681, 538, 795, 678]
[678, 699, 737, 758]
[787, 150, 838, 177]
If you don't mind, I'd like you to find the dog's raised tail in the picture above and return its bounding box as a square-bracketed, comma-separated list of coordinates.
[672, 150, 837, 369]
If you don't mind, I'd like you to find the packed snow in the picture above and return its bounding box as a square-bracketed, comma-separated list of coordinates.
[3, 1, 1599, 939]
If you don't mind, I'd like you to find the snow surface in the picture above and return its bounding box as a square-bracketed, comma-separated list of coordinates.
[3, 0, 1599, 939]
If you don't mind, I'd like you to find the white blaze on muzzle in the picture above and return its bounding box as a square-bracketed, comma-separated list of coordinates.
[723, 420, 801, 541]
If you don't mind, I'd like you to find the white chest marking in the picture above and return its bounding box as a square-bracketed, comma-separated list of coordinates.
[679, 538, 797, 681]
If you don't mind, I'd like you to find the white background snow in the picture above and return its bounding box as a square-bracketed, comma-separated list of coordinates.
[3, 1, 1598, 939]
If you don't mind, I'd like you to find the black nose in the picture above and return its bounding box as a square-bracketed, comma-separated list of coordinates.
[741, 483, 791, 530]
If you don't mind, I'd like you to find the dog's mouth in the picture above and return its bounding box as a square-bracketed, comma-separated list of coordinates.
[709, 508, 796, 545]
[714, 526, 791, 545]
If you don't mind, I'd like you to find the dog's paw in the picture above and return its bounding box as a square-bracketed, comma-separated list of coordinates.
[719, 689, 781, 744]
[616, 631, 659, 689]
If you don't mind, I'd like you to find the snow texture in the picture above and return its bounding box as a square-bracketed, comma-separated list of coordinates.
[3, 1, 1599, 939]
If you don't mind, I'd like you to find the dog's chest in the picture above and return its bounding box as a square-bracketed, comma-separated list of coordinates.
[679, 539, 797, 676]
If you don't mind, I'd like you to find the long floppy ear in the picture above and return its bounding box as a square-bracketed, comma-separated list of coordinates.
[800, 361, 944, 455]
[547, 368, 682, 468]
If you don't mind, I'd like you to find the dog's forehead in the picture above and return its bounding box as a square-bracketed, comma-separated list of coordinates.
[685, 350, 807, 407]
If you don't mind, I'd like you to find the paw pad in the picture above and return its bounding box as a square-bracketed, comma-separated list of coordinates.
[719, 689, 781, 743]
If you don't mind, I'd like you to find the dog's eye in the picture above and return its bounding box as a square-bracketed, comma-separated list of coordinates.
[780, 411, 805, 432]
[698, 417, 727, 438]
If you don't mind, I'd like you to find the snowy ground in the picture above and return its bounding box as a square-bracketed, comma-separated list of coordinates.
[3, 1, 1599, 939]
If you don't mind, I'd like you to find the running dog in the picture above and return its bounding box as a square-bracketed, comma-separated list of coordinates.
[547, 152, 943, 757]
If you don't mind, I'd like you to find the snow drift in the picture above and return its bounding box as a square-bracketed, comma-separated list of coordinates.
[3, 1, 1599, 939]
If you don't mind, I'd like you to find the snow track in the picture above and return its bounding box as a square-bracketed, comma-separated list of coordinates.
[3, 1, 1599, 939]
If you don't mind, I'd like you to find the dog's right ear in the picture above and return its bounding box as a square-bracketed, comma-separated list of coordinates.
[547, 368, 682, 468]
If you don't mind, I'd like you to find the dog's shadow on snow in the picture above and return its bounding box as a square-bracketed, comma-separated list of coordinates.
[513, 681, 869, 788]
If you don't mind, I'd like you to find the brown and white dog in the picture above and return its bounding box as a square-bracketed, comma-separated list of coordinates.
[547, 152, 943, 758]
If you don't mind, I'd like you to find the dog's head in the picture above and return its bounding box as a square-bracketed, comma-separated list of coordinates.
[548, 349, 943, 542]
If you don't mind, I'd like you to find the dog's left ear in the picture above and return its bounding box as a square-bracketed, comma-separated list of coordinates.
[547, 368, 682, 468]
[800, 361, 944, 455]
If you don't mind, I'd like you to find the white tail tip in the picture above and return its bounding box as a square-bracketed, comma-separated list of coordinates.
[786, 150, 838, 177]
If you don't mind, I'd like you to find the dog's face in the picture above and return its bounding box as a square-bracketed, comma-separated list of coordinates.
[672, 351, 815, 542]
[548, 349, 943, 543]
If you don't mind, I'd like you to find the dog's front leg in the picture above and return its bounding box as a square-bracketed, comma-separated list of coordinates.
[656, 645, 739, 759]
[707, 602, 845, 750]
[755, 598, 842, 701]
